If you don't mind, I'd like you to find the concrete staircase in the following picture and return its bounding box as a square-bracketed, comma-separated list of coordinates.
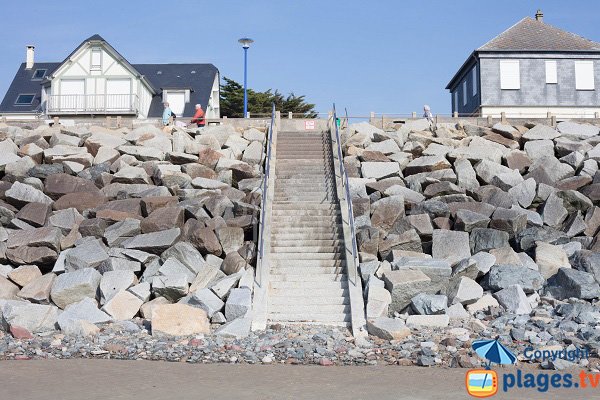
[267, 131, 351, 326]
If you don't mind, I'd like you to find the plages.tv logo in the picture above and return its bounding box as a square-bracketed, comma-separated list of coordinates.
[465, 339, 517, 398]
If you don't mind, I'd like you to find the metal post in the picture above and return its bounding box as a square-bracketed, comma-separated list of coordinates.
[243, 46, 248, 119]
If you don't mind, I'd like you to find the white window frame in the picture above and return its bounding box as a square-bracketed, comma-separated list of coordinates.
[453, 91, 458, 112]
[545, 60, 558, 84]
[575, 61, 595, 90]
[500, 60, 520, 90]
[472, 67, 478, 96]
[462, 80, 467, 105]
[91, 48, 102, 71]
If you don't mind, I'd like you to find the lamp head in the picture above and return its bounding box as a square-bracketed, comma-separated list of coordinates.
[238, 37, 254, 49]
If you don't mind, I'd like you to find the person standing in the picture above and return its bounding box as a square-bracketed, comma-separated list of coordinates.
[162, 102, 173, 132]
[191, 104, 206, 128]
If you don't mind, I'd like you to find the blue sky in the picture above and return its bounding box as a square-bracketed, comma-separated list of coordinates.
[1, 0, 599, 117]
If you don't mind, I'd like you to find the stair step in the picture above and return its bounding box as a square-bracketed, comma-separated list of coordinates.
[271, 233, 341, 241]
[271, 245, 344, 253]
[271, 266, 344, 274]
[271, 286, 348, 297]
[270, 280, 348, 289]
[270, 273, 347, 282]
[268, 304, 350, 314]
[269, 295, 348, 305]
[271, 239, 342, 246]
[271, 259, 346, 267]
[272, 203, 337, 209]
[271, 210, 340, 216]
[267, 313, 350, 323]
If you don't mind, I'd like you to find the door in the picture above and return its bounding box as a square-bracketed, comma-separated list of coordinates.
[166, 91, 186, 117]
[106, 79, 132, 111]
[59, 79, 85, 111]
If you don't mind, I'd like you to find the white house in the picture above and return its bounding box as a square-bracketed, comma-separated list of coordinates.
[0, 35, 220, 120]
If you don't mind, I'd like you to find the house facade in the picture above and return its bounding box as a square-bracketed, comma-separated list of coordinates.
[446, 11, 600, 119]
[0, 35, 220, 120]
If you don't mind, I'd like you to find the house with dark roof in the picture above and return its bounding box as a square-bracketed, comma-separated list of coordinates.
[0, 35, 220, 120]
[446, 10, 600, 118]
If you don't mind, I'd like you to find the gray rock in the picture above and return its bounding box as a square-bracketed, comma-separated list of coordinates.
[493, 284, 532, 315]
[383, 269, 432, 312]
[546, 268, 600, 300]
[128, 282, 151, 302]
[431, 230, 470, 266]
[557, 121, 600, 138]
[103, 218, 141, 247]
[151, 274, 189, 302]
[447, 277, 483, 305]
[361, 162, 401, 180]
[183, 288, 224, 317]
[159, 257, 196, 283]
[524, 140, 555, 161]
[1, 302, 59, 333]
[508, 178, 536, 208]
[455, 210, 490, 232]
[484, 265, 545, 293]
[411, 293, 448, 315]
[366, 317, 410, 340]
[470, 228, 510, 254]
[454, 158, 479, 190]
[523, 125, 560, 140]
[50, 268, 102, 309]
[122, 228, 181, 254]
[99, 270, 137, 304]
[214, 316, 251, 338]
[65, 240, 109, 271]
[224, 288, 251, 320]
[5, 181, 53, 207]
[210, 271, 244, 299]
[215, 227, 245, 255]
[366, 285, 391, 319]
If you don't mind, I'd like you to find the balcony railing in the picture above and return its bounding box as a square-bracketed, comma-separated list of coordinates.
[47, 94, 139, 115]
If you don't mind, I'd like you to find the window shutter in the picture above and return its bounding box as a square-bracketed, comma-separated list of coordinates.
[472, 67, 478, 95]
[463, 80, 467, 105]
[575, 61, 594, 90]
[545, 61, 557, 84]
[500, 60, 520, 89]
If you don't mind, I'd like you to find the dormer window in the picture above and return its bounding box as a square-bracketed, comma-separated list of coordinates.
[15, 94, 35, 105]
[91, 48, 102, 70]
[32, 69, 47, 81]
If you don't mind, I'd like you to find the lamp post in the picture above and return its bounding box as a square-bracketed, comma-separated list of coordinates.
[238, 37, 253, 118]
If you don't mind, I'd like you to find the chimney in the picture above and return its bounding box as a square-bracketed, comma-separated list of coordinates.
[26, 45, 35, 69]
[535, 9, 544, 22]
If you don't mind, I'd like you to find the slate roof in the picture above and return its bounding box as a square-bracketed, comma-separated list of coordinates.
[446, 16, 600, 90]
[0, 35, 218, 118]
[478, 17, 600, 52]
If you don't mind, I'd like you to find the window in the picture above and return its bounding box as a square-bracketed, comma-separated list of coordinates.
[15, 94, 35, 105]
[91, 48, 102, 70]
[462, 80, 467, 105]
[32, 69, 47, 81]
[500, 60, 520, 89]
[545, 61, 557, 84]
[472, 67, 478, 96]
[453, 91, 458, 111]
[575, 61, 594, 90]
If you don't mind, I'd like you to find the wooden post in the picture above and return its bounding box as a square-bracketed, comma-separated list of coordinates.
[1, 116, 6, 124]
[369, 111, 375, 123]
[246, 112, 250, 118]
[53, 117, 60, 126]
[105, 116, 112, 128]
[288, 111, 293, 119]
[487, 115, 492, 126]
[453, 111, 458, 118]
[275, 111, 281, 130]
[595, 112, 599, 119]
[500, 112, 507, 124]
[411, 111, 417, 119]
[551, 115, 556, 127]
[116, 116, 122, 128]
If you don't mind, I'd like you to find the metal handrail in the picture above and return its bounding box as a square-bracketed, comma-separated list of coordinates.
[332, 103, 359, 285]
[255, 103, 276, 288]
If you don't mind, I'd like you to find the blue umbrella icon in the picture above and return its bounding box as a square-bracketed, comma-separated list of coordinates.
[472, 339, 516, 369]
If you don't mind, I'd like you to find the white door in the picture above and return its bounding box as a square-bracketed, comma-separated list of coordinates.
[106, 79, 132, 111]
[166, 91, 185, 117]
[59, 79, 85, 111]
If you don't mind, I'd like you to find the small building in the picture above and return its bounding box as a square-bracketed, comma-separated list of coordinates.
[446, 10, 600, 119]
[0, 35, 220, 120]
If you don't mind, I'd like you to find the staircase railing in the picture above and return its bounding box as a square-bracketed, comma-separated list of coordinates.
[255, 103, 276, 288]
[332, 104, 359, 286]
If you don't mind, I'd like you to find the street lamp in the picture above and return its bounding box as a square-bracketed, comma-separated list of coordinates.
[238, 37, 254, 118]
